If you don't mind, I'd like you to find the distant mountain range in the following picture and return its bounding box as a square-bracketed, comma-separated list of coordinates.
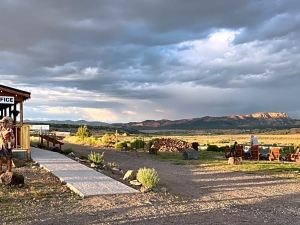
[27, 112, 300, 130]
[25, 119, 109, 127]
[118, 112, 299, 130]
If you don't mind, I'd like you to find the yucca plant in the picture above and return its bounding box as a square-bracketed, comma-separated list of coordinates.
[137, 167, 160, 190]
[88, 151, 104, 165]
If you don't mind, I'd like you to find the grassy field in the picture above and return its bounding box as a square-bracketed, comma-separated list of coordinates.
[60, 133, 300, 179]
[150, 150, 300, 179]
[108, 133, 300, 147]
[146, 134, 300, 146]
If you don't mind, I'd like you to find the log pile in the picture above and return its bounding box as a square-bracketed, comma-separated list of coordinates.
[151, 138, 191, 152]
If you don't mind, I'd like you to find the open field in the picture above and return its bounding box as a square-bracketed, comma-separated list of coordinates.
[63, 133, 300, 148]
[82, 133, 300, 146]
[152, 151, 300, 180]
[143, 134, 300, 147]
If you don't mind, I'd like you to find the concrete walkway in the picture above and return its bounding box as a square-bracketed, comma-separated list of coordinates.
[31, 147, 138, 197]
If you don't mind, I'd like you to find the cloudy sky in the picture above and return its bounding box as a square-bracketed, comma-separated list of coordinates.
[1, 0, 300, 122]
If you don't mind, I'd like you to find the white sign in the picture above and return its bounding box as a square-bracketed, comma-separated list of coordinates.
[0, 96, 15, 104]
[30, 125, 50, 131]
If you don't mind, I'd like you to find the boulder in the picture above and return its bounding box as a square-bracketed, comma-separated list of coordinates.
[182, 148, 199, 160]
[123, 170, 136, 181]
[228, 157, 242, 165]
[0, 172, 24, 186]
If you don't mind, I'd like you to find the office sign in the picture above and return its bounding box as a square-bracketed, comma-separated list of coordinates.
[0, 96, 15, 104]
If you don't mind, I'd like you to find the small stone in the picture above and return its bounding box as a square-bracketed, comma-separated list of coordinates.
[130, 180, 142, 186]
[111, 167, 122, 175]
[90, 163, 96, 168]
[68, 152, 75, 157]
[140, 186, 150, 193]
[123, 170, 136, 181]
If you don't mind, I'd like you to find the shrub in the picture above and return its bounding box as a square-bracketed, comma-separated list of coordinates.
[101, 133, 116, 146]
[88, 152, 104, 165]
[206, 145, 220, 152]
[86, 136, 98, 146]
[218, 146, 229, 152]
[76, 125, 91, 140]
[131, 139, 145, 150]
[115, 141, 129, 150]
[137, 167, 160, 190]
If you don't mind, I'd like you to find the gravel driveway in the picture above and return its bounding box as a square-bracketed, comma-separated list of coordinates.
[38, 143, 299, 225]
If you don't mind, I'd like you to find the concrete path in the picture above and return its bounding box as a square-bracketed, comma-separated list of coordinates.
[31, 147, 138, 197]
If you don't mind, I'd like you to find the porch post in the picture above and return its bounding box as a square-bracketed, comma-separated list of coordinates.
[20, 101, 24, 125]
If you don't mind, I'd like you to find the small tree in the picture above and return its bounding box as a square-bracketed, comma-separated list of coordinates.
[76, 125, 90, 140]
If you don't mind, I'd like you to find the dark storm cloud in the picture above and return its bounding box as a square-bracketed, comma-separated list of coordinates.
[1, 0, 300, 121]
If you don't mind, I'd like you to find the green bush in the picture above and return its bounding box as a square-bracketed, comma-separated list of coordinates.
[206, 145, 220, 152]
[131, 139, 145, 150]
[115, 141, 129, 150]
[76, 125, 91, 140]
[137, 167, 160, 190]
[218, 146, 229, 152]
[88, 151, 104, 165]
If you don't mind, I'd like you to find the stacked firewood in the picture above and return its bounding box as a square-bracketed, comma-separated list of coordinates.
[152, 138, 191, 152]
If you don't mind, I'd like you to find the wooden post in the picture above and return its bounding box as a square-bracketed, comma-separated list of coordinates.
[9, 105, 12, 118]
[13, 103, 17, 124]
[20, 102, 23, 125]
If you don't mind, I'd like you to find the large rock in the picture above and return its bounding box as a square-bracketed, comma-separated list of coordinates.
[0, 172, 24, 186]
[123, 170, 136, 181]
[182, 148, 199, 160]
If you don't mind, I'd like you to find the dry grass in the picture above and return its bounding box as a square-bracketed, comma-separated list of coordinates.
[117, 134, 300, 147]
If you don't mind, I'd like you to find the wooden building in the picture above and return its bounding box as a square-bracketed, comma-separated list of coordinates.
[0, 85, 31, 158]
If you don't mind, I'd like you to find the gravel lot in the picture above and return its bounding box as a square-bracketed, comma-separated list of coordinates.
[1, 144, 299, 225]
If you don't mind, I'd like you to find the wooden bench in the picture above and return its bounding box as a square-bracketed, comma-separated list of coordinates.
[269, 147, 280, 161]
[40, 134, 64, 150]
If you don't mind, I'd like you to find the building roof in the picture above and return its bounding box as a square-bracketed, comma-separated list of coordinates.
[0, 84, 31, 101]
